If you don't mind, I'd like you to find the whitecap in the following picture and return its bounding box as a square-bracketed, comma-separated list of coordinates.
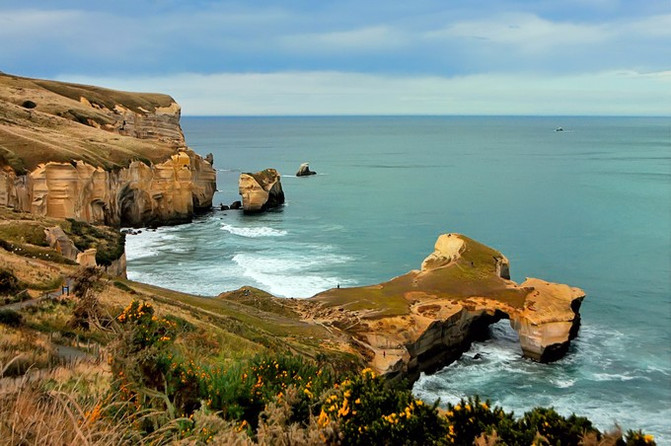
[221, 224, 287, 238]
[231, 252, 355, 297]
[552, 378, 576, 388]
[592, 372, 637, 382]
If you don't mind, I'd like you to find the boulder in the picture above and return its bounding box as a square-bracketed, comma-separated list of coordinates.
[296, 162, 316, 176]
[229, 201, 242, 210]
[238, 168, 285, 214]
[44, 226, 80, 260]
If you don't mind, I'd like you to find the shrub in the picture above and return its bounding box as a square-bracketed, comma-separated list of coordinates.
[319, 368, 449, 445]
[0, 309, 23, 327]
[0, 268, 24, 295]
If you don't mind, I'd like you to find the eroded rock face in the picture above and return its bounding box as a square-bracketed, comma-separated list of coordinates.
[44, 226, 80, 260]
[301, 233, 585, 382]
[239, 168, 285, 214]
[0, 73, 216, 227]
[0, 149, 215, 227]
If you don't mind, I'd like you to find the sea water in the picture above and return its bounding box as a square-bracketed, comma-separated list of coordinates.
[125, 116, 671, 442]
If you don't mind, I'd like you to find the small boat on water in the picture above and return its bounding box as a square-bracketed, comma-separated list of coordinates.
[555, 127, 564, 132]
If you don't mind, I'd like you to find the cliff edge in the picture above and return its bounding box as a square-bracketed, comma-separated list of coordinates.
[0, 73, 215, 227]
[293, 233, 585, 382]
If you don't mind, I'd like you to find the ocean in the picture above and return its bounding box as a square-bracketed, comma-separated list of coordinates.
[125, 116, 671, 442]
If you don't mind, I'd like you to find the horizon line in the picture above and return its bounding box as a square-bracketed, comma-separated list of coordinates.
[181, 114, 671, 118]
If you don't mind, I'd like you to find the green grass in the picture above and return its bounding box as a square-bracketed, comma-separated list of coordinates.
[0, 239, 76, 265]
[0, 222, 49, 246]
[60, 218, 125, 265]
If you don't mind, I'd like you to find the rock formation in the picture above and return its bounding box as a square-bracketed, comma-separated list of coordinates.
[44, 226, 80, 260]
[292, 233, 585, 382]
[296, 162, 316, 176]
[43, 225, 126, 277]
[0, 72, 216, 227]
[238, 168, 285, 214]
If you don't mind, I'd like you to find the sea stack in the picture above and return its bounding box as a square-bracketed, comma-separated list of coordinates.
[296, 162, 316, 176]
[238, 168, 285, 214]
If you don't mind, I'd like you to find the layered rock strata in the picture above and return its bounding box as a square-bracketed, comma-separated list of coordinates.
[294, 233, 585, 382]
[0, 73, 216, 227]
[1, 150, 215, 227]
[238, 168, 285, 214]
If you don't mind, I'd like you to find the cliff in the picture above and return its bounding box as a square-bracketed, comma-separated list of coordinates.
[0, 73, 215, 227]
[293, 233, 585, 381]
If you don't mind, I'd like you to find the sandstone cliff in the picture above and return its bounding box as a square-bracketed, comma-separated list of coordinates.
[0, 73, 215, 227]
[291, 233, 585, 382]
[239, 168, 285, 214]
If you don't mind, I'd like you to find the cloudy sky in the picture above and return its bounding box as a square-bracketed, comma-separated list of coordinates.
[1, 0, 670, 115]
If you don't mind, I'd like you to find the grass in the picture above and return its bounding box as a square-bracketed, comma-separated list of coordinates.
[0, 221, 49, 246]
[0, 72, 180, 172]
[33, 77, 175, 115]
[61, 218, 125, 266]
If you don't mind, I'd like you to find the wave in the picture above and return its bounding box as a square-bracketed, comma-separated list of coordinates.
[232, 251, 354, 297]
[221, 224, 287, 238]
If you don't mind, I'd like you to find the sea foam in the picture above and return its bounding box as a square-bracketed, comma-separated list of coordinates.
[221, 224, 287, 238]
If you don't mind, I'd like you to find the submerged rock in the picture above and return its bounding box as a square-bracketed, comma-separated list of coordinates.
[238, 168, 285, 214]
[296, 162, 316, 176]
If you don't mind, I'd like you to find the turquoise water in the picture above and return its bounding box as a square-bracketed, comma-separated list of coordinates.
[126, 116, 671, 442]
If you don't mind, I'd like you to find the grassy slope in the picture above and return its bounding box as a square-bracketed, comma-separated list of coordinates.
[0, 207, 124, 279]
[313, 234, 529, 320]
[0, 206, 358, 377]
[0, 73, 179, 172]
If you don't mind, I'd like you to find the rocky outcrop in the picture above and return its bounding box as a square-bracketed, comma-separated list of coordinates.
[295, 233, 585, 382]
[44, 225, 126, 277]
[238, 169, 285, 214]
[44, 226, 80, 260]
[296, 162, 316, 176]
[0, 149, 215, 227]
[0, 73, 216, 227]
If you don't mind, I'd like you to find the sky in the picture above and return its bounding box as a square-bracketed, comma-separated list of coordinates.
[1, 0, 670, 116]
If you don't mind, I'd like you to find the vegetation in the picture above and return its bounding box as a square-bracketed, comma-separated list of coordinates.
[0, 210, 658, 444]
[0, 309, 23, 327]
[0, 268, 24, 295]
[0, 277, 659, 445]
[64, 218, 125, 266]
[1, 72, 179, 172]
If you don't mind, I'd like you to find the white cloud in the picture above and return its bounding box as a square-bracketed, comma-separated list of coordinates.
[625, 13, 671, 37]
[0, 8, 84, 33]
[426, 13, 612, 53]
[57, 70, 671, 116]
[280, 25, 408, 53]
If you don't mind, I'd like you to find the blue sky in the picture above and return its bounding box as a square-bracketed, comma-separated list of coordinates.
[1, 0, 670, 115]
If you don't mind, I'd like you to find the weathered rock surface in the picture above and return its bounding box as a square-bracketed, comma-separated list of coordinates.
[291, 233, 585, 382]
[0, 73, 216, 227]
[43, 225, 126, 277]
[44, 226, 80, 260]
[1, 149, 215, 227]
[238, 168, 285, 214]
[296, 162, 316, 176]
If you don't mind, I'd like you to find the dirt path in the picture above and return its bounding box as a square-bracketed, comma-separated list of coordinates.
[1, 278, 72, 311]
